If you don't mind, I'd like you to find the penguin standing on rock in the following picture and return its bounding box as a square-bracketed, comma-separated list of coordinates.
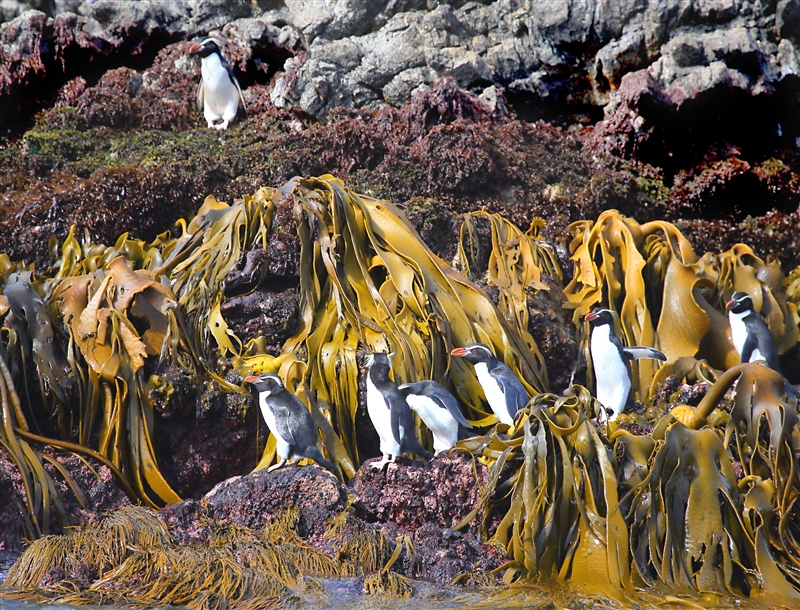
[245, 374, 336, 474]
[584, 308, 667, 420]
[450, 343, 529, 426]
[365, 353, 433, 470]
[726, 291, 781, 372]
[398, 380, 473, 455]
[189, 37, 247, 131]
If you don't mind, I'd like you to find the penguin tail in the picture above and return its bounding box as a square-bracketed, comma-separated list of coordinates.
[306, 447, 337, 475]
[402, 437, 433, 460]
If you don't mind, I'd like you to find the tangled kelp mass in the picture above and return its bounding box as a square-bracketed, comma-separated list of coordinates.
[2, 176, 800, 606]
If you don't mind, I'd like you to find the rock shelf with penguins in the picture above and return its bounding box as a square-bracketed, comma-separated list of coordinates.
[1, 1, 800, 608]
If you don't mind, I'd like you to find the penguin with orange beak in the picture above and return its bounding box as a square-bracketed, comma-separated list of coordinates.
[189, 37, 247, 130]
[450, 343, 529, 426]
[585, 308, 666, 419]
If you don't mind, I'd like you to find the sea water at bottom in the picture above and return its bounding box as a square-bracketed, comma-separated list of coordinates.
[0, 550, 773, 610]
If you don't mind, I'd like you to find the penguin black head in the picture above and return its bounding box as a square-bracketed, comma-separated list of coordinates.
[364, 352, 392, 369]
[450, 343, 496, 365]
[585, 307, 615, 328]
[726, 292, 754, 314]
[244, 373, 285, 395]
[189, 37, 223, 59]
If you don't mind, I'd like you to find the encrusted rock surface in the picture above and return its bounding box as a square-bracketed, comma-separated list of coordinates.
[0, 451, 133, 551]
[157, 455, 504, 584]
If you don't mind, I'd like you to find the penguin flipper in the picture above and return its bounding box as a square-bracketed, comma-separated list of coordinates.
[196, 79, 204, 111]
[231, 74, 248, 113]
[433, 393, 472, 429]
[623, 346, 667, 361]
[271, 404, 297, 446]
[494, 373, 529, 416]
[389, 398, 404, 446]
[740, 334, 758, 364]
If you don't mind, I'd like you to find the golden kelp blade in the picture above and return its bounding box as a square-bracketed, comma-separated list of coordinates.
[564, 210, 799, 399]
[262, 176, 549, 471]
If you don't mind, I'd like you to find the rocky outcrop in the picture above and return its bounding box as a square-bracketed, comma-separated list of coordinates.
[158, 456, 504, 584]
[2, 0, 799, 131]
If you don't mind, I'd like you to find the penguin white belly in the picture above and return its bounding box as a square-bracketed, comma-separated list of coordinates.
[728, 311, 747, 357]
[406, 395, 458, 454]
[474, 362, 514, 425]
[201, 56, 239, 122]
[728, 310, 765, 363]
[366, 376, 401, 456]
[259, 397, 291, 459]
[591, 328, 631, 418]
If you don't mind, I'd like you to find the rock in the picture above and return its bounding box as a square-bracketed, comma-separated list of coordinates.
[777, 0, 800, 46]
[0, 450, 133, 550]
[221, 287, 300, 347]
[160, 465, 348, 544]
[351, 453, 486, 534]
[158, 455, 504, 584]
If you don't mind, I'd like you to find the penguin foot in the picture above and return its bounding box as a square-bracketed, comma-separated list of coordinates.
[370, 454, 396, 470]
[214, 120, 229, 131]
[267, 458, 286, 472]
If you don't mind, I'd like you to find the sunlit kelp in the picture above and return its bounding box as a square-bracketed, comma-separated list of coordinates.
[6, 176, 800, 605]
[564, 210, 799, 401]
[251, 176, 549, 471]
[455, 386, 629, 593]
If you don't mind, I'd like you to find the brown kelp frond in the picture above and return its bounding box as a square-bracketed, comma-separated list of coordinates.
[253, 175, 548, 472]
[459, 211, 558, 390]
[627, 422, 763, 596]
[565, 211, 799, 398]
[4, 506, 169, 589]
[362, 569, 414, 597]
[458, 386, 628, 596]
[67, 546, 297, 610]
[324, 513, 393, 576]
[52, 256, 181, 506]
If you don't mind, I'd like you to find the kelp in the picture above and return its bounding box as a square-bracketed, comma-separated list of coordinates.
[455, 386, 629, 594]
[248, 176, 548, 471]
[564, 210, 799, 400]
[6, 179, 800, 606]
[1, 506, 344, 610]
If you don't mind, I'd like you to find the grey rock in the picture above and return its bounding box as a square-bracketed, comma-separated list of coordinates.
[777, 0, 800, 45]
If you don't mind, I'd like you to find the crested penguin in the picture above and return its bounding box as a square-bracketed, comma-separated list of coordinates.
[584, 308, 667, 420]
[245, 373, 336, 473]
[189, 37, 247, 131]
[450, 343, 529, 426]
[398, 380, 473, 455]
[726, 291, 781, 372]
[364, 353, 433, 470]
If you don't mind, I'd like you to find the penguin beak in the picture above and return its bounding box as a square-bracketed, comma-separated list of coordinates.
[584, 311, 599, 321]
[244, 375, 260, 384]
[450, 347, 468, 357]
[189, 43, 203, 55]
[725, 299, 736, 309]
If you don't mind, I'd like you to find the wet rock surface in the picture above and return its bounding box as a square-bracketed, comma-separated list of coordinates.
[352, 453, 486, 534]
[157, 456, 503, 584]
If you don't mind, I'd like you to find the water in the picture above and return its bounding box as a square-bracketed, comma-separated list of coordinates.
[0, 550, 772, 610]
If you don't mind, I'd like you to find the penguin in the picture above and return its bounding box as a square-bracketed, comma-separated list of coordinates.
[584, 308, 667, 420]
[364, 353, 433, 470]
[726, 291, 781, 372]
[189, 37, 247, 131]
[398, 380, 473, 455]
[450, 343, 529, 426]
[244, 373, 336, 473]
